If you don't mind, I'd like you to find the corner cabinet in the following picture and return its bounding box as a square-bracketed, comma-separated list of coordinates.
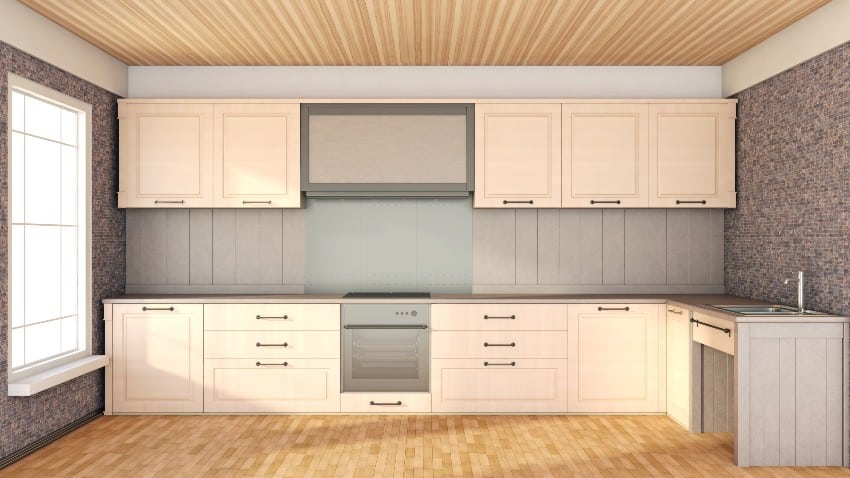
[118, 100, 301, 208]
[474, 104, 562, 208]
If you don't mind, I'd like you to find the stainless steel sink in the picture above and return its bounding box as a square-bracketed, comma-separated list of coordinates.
[702, 304, 829, 316]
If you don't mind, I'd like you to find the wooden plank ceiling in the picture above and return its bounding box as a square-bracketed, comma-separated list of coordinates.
[20, 0, 828, 66]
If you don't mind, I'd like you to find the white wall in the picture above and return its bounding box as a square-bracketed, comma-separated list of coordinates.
[723, 0, 850, 96]
[128, 66, 722, 99]
[0, 0, 127, 96]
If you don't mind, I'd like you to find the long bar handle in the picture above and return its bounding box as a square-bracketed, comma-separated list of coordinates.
[142, 306, 174, 311]
[256, 361, 288, 366]
[503, 200, 534, 205]
[676, 200, 707, 205]
[690, 318, 731, 337]
[154, 200, 184, 204]
[667, 309, 683, 314]
[243, 200, 272, 204]
[598, 306, 630, 311]
[483, 342, 516, 347]
[343, 324, 428, 329]
[370, 401, 402, 406]
[256, 342, 288, 347]
[256, 315, 288, 320]
[484, 361, 516, 367]
[590, 200, 621, 205]
[483, 315, 516, 320]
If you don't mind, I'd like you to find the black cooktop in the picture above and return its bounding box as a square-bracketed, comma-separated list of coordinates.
[343, 292, 431, 298]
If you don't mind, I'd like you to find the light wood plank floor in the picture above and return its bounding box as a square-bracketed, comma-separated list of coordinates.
[3, 415, 849, 477]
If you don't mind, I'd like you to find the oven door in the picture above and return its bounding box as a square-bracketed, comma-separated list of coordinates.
[342, 325, 429, 392]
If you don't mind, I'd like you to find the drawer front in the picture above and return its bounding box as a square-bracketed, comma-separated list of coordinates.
[431, 358, 567, 413]
[431, 304, 567, 331]
[692, 311, 735, 356]
[203, 358, 340, 413]
[204, 304, 340, 331]
[431, 331, 567, 358]
[204, 331, 339, 358]
[340, 393, 431, 414]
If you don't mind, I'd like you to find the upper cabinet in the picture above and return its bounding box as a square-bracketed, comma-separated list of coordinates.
[562, 104, 648, 207]
[474, 104, 562, 208]
[648, 103, 736, 208]
[118, 100, 300, 208]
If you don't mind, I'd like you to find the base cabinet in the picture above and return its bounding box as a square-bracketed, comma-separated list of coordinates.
[567, 304, 664, 413]
[112, 304, 204, 413]
[340, 393, 431, 413]
[431, 359, 567, 413]
[666, 305, 692, 428]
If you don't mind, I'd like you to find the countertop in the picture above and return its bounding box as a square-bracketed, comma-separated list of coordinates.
[102, 293, 850, 324]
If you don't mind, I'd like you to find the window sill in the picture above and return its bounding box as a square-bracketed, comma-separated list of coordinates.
[8, 355, 108, 397]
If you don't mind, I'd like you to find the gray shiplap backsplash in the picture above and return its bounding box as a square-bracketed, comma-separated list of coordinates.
[127, 203, 723, 295]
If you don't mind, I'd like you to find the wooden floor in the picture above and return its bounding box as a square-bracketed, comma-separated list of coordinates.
[3, 415, 849, 477]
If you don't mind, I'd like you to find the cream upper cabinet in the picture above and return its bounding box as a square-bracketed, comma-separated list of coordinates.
[213, 103, 300, 207]
[649, 103, 736, 207]
[567, 304, 665, 413]
[474, 104, 562, 208]
[562, 104, 648, 207]
[118, 102, 214, 207]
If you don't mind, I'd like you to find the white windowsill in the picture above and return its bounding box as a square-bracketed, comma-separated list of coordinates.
[7, 355, 108, 397]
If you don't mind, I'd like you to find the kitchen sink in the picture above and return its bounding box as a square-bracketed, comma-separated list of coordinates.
[702, 304, 830, 316]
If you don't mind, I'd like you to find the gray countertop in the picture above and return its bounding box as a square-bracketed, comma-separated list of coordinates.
[102, 293, 850, 324]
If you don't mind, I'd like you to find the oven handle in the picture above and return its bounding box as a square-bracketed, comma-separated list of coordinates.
[343, 324, 429, 329]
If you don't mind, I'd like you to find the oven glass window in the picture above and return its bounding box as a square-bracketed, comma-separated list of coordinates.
[350, 329, 423, 380]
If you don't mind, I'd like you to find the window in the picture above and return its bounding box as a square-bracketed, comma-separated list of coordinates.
[8, 74, 91, 380]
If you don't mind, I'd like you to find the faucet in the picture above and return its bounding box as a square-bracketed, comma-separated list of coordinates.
[783, 271, 804, 313]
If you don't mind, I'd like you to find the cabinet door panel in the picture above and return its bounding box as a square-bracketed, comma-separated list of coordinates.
[474, 104, 561, 207]
[214, 103, 300, 207]
[563, 104, 648, 207]
[666, 306, 691, 428]
[431, 331, 568, 358]
[649, 103, 736, 207]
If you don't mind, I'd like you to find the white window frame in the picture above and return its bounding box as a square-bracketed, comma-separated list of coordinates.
[6, 73, 94, 386]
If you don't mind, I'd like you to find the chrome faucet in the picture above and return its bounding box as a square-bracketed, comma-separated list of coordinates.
[783, 271, 804, 313]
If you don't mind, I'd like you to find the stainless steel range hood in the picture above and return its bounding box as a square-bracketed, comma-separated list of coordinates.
[301, 103, 474, 198]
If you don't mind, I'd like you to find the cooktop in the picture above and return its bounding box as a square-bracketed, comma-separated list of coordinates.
[343, 292, 431, 298]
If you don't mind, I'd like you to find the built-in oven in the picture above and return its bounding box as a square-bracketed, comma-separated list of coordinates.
[341, 303, 429, 392]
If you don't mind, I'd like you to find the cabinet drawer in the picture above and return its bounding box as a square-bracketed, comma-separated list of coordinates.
[431, 358, 567, 413]
[204, 331, 339, 358]
[340, 393, 431, 414]
[431, 331, 567, 358]
[431, 304, 567, 331]
[204, 304, 340, 331]
[692, 311, 735, 356]
[203, 358, 340, 413]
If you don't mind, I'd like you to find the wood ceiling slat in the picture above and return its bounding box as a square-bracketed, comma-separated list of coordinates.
[18, 0, 830, 66]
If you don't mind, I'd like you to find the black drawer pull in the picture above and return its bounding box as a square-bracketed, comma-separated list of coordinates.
[597, 306, 630, 311]
[590, 200, 621, 205]
[503, 200, 534, 205]
[142, 306, 174, 311]
[676, 200, 706, 205]
[667, 309, 683, 315]
[690, 318, 731, 337]
[256, 315, 288, 320]
[484, 361, 516, 367]
[243, 200, 272, 204]
[256, 361, 288, 366]
[483, 342, 516, 347]
[369, 401, 402, 406]
[483, 315, 516, 320]
[256, 342, 288, 347]
[154, 200, 184, 204]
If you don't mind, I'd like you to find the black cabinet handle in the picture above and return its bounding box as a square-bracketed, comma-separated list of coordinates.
[676, 200, 707, 205]
[590, 200, 621, 205]
[483, 342, 516, 347]
[667, 309, 683, 315]
[256, 361, 288, 366]
[256, 315, 288, 320]
[154, 200, 184, 204]
[369, 401, 402, 406]
[142, 306, 174, 311]
[243, 200, 272, 204]
[690, 318, 732, 337]
[598, 306, 630, 311]
[256, 342, 288, 347]
[484, 361, 516, 367]
[503, 200, 534, 205]
[483, 315, 516, 320]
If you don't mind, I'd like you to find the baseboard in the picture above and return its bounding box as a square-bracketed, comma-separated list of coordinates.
[0, 409, 103, 470]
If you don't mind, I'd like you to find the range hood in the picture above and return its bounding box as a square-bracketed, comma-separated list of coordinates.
[301, 103, 474, 198]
